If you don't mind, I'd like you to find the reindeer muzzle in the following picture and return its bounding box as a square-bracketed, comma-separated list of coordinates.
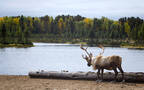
[87, 63, 91, 67]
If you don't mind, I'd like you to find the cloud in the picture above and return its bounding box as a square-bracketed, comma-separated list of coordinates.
[0, 0, 144, 19]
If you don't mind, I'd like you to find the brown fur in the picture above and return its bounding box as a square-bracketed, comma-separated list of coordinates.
[90, 55, 124, 81]
[92, 55, 122, 70]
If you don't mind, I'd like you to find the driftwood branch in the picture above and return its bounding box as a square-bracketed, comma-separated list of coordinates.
[29, 71, 144, 82]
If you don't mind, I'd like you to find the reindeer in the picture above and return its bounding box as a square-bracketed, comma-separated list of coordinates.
[80, 44, 124, 82]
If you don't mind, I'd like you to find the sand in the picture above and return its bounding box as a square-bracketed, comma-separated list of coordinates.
[0, 75, 144, 90]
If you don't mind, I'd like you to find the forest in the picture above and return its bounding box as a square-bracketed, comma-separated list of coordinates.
[0, 15, 144, 46]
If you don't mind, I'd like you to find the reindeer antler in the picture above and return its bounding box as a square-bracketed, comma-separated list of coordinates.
[98, 45, 104, 55]
[80, 44, 90, 57]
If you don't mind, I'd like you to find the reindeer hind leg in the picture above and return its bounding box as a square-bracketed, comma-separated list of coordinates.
[118, 66, 125, 82]
[113, 68, 118, 82]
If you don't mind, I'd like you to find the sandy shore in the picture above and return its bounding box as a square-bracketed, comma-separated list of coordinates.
[0, 75, 144, 90]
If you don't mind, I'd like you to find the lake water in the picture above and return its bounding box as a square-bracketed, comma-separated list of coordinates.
[0, 43, 144, 75]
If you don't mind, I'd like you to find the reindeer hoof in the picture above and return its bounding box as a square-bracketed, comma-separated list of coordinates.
[121, 80, 125, 83]
[110, 80, 117, 83]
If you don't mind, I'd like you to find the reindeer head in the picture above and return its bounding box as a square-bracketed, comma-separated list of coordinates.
[80, 44, 93, 67]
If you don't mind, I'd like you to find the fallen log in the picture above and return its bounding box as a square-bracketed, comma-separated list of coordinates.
[29, 71, 144, 82]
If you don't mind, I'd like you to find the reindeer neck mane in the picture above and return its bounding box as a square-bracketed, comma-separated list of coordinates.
[96, 55, 102, 60]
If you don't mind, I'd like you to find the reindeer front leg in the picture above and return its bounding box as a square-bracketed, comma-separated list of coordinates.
[96, 68, 104, 82]
[101, 69, 104, 81]
[96, 68, 100, 81]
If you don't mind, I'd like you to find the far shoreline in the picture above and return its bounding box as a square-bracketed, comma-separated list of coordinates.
[33, 41, 144, 49]
[1, 42, 144, 49]
[0, 43, 34, 48]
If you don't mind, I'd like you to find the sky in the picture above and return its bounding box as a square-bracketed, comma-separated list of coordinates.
[0, 0, 144, 19]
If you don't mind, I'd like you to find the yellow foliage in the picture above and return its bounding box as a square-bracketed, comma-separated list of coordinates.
[83, 18, 93, 24]
[63, 22, 66, 29]
[124, 22, 130, 37]
[13, 18, 19, 24]
[58, 18, 63, 30]
[83, 18, 93, 28]
[113, 21, 119, 25]
[0, 17, 4, 22]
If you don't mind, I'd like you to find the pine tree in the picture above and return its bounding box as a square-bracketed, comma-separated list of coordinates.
[1, 24, 6, 44]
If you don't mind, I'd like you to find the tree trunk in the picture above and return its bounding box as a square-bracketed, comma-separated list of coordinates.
[29, 71, 144, 82]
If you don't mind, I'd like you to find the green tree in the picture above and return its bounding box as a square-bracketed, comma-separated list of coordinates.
[88, 30, 95, 44]
[124, 22, 130, 38]
[138, 23, 144, 42]
[1, 24, 6, 44]
[16, 26, 23, 44]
